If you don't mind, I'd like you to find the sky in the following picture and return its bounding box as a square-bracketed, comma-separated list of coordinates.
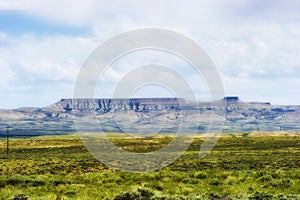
[0, 0, 300, 108]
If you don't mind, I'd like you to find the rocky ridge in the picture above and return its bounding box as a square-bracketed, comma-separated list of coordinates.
[0, 97, 299, 136]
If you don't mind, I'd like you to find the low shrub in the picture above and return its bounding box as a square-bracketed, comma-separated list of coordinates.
[114, 187, 155, 200]
[258, 174, 273, 182]
[209, 179, 223, 186]
[249, 191, 274, 200]
[194, 172, 208, 179]
[270, 178, 293, 188]
[13, 194, 28, 200]
[181, 177, 201, 184]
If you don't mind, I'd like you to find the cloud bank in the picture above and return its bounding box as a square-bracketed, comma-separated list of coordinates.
[0, 0, 300, 108]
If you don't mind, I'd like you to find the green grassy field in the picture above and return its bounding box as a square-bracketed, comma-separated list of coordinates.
[0, 133, 299, 199]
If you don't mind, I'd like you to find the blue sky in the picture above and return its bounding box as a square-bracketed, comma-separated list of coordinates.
[0, 0, 300, 108]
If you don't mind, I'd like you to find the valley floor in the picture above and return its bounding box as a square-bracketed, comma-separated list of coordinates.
[0, 133, 299, 199]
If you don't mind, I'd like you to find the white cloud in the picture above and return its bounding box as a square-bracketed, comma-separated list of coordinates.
[0, 59, 15, 87]
[200, 22, 300, 80]
[0, 33, 101, 108]
[1, 0, 300, 107]
[223, 74, 300, 105]
[1, 33, 99, 81]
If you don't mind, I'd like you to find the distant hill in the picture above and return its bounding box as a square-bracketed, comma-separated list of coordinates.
[0, 97, 299, 136]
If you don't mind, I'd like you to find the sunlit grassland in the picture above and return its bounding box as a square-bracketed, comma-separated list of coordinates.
[0, 133, 299, 199]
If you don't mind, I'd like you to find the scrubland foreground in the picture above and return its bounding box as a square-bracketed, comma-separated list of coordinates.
[0, 133, 299, 199]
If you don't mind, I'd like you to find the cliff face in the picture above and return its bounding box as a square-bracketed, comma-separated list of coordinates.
[0, 97, 299, 136]
[50, 98, 184, 112]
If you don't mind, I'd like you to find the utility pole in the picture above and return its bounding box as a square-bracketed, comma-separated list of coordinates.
[6, 125, 9, 158]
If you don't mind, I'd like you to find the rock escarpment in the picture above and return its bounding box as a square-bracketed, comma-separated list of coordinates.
[0, 97, 299, 136]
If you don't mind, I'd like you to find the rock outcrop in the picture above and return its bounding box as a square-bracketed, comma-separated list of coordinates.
[0, 97, 299, 136]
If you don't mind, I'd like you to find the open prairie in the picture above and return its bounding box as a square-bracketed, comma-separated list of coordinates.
[0, 133, 299, 199]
